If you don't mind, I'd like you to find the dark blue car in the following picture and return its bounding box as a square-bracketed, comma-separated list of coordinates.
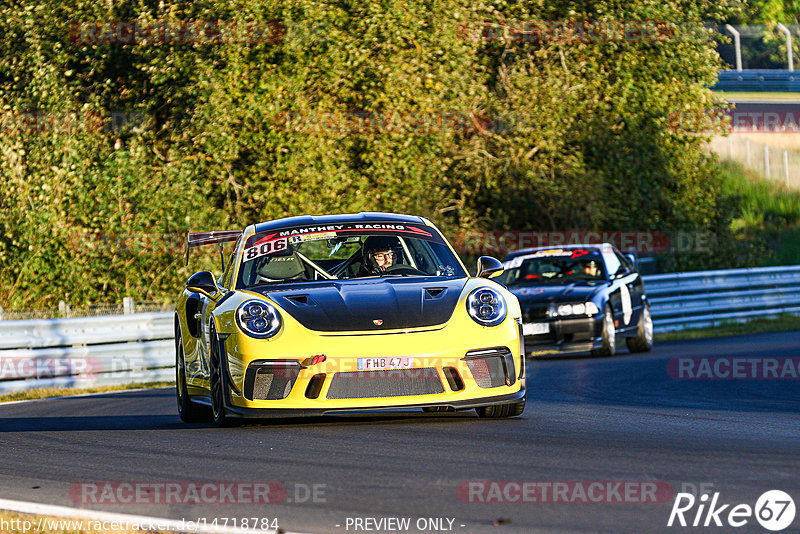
[497, 243, 653, 357]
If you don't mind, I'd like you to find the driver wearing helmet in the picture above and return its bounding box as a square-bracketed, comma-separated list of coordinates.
[358, 235, 400, 276]
[583, 259, 601, 278]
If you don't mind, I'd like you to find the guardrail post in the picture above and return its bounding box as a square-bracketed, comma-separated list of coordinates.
[123, 297, 134, 315]
[58, 300, 67, 317]
[0, 306, 4, 321]
[777, 23, 794, 72]
[725, 24, 743, 72]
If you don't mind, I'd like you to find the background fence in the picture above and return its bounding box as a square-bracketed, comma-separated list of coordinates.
[1, 265, 800, 394]
[708, 134, 800, 189]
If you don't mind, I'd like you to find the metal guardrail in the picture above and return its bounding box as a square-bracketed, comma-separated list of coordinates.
[643, 265, 800, 332]
[0, 312, 174, 395]
[1, 265, 800, 394]
[712, 69, 800, 92]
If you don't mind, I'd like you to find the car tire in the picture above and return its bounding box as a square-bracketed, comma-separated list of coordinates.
[590, 304, 616, 357]
[475, 399, 526, 418]
[176, 328, 208, 423]
[625, 303, 654, 353]
[209, 323, 235, 427]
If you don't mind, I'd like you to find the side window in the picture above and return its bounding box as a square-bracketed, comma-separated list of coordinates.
[603, 251, 621, 277]
[615, 251, 632, 273]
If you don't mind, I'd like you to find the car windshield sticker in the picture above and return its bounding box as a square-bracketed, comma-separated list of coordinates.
[273, 223, 433, 239]
[246, 223, 438, 250]
[243, 235, 289, 262]
[288, 231, 337, 244]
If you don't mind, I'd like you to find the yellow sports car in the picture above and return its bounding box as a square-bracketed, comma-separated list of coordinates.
[175, 213, 525, 425]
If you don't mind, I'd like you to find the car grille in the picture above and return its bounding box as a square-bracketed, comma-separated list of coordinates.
[523, 305, 549, 321]
[326, 368, 445, 399]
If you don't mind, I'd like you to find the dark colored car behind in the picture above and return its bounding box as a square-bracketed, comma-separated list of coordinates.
[497, 244, 653, 357]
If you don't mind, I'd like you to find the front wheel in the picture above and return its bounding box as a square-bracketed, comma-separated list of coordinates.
[590, 304, 616, 357]
[209, 324, 234, 427]
[475, 399, 526, 418]
[626, 303, 654, 353]
[176, 329, 208, 423]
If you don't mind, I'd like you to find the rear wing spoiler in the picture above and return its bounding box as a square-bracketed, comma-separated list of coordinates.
[185, 230, 241, 266]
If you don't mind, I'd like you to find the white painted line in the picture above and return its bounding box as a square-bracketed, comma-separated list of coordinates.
[0, 497, 309, 534]
[0, 386, 173, 407]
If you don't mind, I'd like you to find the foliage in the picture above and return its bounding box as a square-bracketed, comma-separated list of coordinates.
[0, 0, 741, 306]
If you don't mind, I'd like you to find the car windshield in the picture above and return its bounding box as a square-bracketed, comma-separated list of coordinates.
[497, 248, 606, 287]
[236, 222, 467, 287]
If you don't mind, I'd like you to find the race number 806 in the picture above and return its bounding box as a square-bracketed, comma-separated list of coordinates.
[244, 238, 288, 262]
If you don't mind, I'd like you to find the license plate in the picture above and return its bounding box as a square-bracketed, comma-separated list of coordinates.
[523, 322, 550, 336]
[357, 357, 414, 370]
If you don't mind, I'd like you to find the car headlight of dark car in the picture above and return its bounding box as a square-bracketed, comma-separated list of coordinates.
[466, 288, 507, 327]
[550, 302, 600, 317]
[236, 299, 282, 338]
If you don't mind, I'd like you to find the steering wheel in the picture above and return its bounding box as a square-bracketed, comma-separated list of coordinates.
[384, 264, 427, 276]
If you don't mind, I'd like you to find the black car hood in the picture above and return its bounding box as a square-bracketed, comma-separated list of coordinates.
[509, 282, 604, 305]
[253, 277, 468, 332]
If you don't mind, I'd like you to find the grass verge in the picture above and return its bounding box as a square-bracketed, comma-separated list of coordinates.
[655, 314, 800, 342]
[718, 159, 800, 266]
[714, 91, 800, 101]
[0, 382, 172, 404]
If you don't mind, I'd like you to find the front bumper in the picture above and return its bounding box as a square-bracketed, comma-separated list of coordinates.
[218, 319, 524, 415]
[220, 388, 526, 418]
[522, 315, 604, 354]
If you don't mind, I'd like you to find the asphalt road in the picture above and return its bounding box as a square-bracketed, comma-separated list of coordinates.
[1, 331, 799, 534]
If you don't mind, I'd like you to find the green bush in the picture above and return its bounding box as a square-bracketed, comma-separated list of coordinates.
[0, 0, 743, 307]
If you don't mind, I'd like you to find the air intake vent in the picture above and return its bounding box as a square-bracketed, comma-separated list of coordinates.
[442, 367, 464, 391]
[463, 348, 515, 389]
[244, 361, 301, 400]
[286, 294, 309, 304]
[305, 373, 326, 399]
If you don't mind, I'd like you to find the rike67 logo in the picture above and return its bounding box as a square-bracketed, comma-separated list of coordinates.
[668, 490, 796, 531]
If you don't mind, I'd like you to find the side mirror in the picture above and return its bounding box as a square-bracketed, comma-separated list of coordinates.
[610, 265, 629, 280]
[476, 256, 504, 278]
[186, 271, 219, 298]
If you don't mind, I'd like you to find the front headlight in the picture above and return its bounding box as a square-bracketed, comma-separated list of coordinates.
[553, 302, 600, 317]
[236, 299, 281, 339]
[466, 287, 507, 327]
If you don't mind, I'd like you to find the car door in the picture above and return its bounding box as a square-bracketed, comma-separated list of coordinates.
[602, 249, 635, 332]
[605, 249, 639, 333]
